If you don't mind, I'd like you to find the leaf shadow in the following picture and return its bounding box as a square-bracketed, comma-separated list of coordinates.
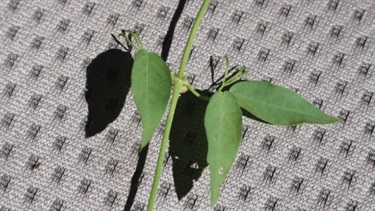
[169, 90, 211, 200]
[85, 49, 133, 138]
[241, 109, 270, 124]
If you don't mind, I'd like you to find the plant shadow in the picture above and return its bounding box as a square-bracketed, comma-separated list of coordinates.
[124, 145, 148, 211]
[169, 90, 211, 200]
[85, 49, 133, 138]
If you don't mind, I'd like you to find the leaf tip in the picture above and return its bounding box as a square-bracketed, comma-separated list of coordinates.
[210, 193, 219, 209]
[138, 144, 145, 152]
[139, 136, 150, 152]
[325, 114, 340, 124]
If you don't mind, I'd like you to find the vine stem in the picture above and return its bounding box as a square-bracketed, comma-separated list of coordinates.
[147, 0, 211, 210]
[177, 0, 211, 78]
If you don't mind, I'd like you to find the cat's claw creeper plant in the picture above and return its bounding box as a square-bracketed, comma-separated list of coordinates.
[119, 0, 339, 210]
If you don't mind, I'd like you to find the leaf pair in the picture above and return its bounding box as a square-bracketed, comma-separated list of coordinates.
[204, 81, 339, 207]
[131, 49, 172, 150]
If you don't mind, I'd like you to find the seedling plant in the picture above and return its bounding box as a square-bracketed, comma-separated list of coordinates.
[119, 0, 338, 210]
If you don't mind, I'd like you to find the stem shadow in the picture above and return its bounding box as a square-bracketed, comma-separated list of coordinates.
[85, 49, 133, 138]
[169, 90, 210, 200]
[161, 0, 187, 61]
[124, 145, 148, 211]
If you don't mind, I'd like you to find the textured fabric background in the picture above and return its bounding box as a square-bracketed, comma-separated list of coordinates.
[1, 0, 375, 210]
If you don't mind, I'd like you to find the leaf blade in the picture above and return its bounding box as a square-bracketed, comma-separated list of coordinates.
[131, 50, 172, 150]
[229, 81, 339, 125]
[204, 91, 243, 207]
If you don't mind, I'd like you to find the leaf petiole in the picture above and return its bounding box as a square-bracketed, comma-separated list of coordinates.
[172, 72, 210, 101]
[186, 82, 210, 101]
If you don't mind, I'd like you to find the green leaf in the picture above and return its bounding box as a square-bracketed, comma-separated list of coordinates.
[204, 91, 243, 207]
[131, 49, 172, 150]
[229, 81, 339, 125]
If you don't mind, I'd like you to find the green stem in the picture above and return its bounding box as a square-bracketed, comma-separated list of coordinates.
[147, 80, 182, 211]
[177, 0, 211, 78]
[147, 1, 211, 210]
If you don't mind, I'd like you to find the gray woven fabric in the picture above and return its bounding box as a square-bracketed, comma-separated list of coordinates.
[1, 0, 375, 210]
